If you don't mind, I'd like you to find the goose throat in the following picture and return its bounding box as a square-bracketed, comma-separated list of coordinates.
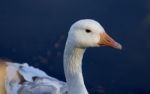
[63, 43, 88, 94]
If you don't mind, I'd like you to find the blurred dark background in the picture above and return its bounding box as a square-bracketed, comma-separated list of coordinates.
[0, 0, 150, 94]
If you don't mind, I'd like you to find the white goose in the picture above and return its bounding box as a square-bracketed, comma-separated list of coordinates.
[0, 19, 122, 94]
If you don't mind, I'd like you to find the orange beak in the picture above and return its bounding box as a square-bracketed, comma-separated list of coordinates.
[98, 32, 122, 50]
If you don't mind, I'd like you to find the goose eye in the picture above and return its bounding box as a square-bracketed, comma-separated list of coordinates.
[85, 29, 91, 33]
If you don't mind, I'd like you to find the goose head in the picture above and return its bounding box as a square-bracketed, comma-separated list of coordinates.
[67, 19, 122, 49]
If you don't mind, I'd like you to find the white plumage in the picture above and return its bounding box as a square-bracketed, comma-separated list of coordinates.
[5, 62, 67, 94]
[0, 19, 122, 94]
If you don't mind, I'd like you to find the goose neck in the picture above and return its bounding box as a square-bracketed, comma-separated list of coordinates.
[63, 42, 88, 94]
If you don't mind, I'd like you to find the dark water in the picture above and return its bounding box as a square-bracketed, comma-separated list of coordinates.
[0, 0, 150, 94]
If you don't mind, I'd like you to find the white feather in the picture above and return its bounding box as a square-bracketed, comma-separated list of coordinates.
[5, 63, 67, 94]
[3, 19, 120, 94]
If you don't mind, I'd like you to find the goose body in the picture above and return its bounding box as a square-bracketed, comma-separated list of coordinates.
[0, 19, 122, 94]
[2, 62, 67, 94]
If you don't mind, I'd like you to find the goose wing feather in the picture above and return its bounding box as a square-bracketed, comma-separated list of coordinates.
[5, 62, 68, 94]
